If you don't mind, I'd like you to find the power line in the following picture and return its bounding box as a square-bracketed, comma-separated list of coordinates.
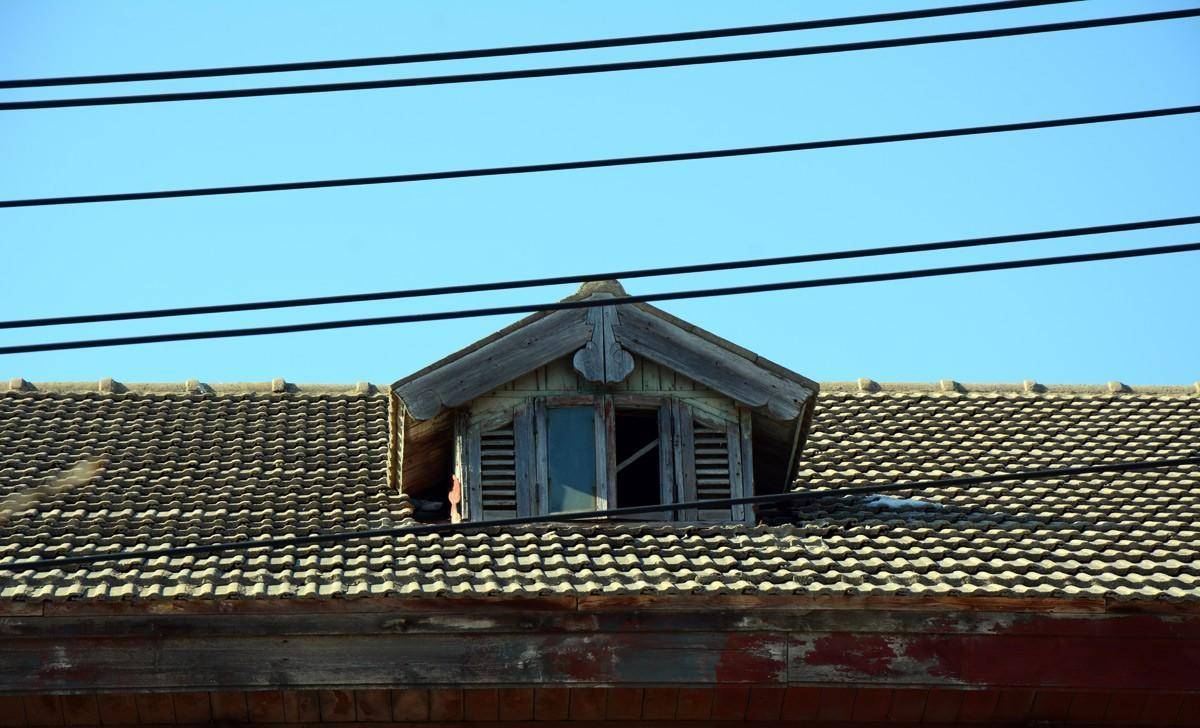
[2, 241, 1196, 356]
[0, 0, 1083, 89]
[3, 8, 1194, 111]
[4, 456, 1196, 572]
[4, 214, 1198, 331]
[2, 104, 1197, 209]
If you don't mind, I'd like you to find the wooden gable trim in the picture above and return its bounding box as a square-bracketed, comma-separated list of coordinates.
[611, 305, 814, 421]
[391, 283, 817, 424]
[394, 308, 592, 421]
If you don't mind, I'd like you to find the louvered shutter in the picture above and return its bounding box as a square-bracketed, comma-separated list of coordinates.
[693, 423, 734, 520]
[478, 423, 518, 519]
[462, 405, 533, 522]
[674, 403, 747, 522]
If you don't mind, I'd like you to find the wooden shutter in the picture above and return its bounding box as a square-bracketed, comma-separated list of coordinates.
[463, 405, 534, 521]
[674, 403, 749, 522]
[477, 422, 517, 519]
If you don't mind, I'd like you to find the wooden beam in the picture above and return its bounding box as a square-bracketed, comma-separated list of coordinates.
[4, 606, 1197, 693]
[616, 440, 658, 474]
[612, 306, 812, 421]
[395, 308, 591, 420]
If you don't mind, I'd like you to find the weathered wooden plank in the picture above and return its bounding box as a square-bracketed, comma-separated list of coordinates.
[788, 631, 1200, 691]
[7, 614, 1197, 693]
[603, 396, 617, 509]
[533, 398, 549, 516]
[452, 411, 470, 523]
[726, 418, 745, 523]
[601, 306, 635, 383]
[513, 403, 534, 518]
[593, 397, 611, 510]
[738, 408, 755, 524]
[6, 609, 1198, 641]
[657, 403, 676, 520]
[575, 593, 1114, 615]
[395, 308, 592, 420]
[465, 418, 482, 522]
[0, 632, 788, 692]
[612, 306, 812, 421]
[674, 400, 697, 521]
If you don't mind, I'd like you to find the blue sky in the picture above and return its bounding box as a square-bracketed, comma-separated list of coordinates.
[1, 1, 1197, 386]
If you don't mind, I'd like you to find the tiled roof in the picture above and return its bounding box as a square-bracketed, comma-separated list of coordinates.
[0, 380, 1197, 603]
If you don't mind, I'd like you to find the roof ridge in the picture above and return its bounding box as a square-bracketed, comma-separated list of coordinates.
[4, 378, 381, 396]
[6, 378, 1198, 396]
[820, 380, 1200, 395]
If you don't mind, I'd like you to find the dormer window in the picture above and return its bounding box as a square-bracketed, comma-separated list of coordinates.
[392, 280, 818, 524]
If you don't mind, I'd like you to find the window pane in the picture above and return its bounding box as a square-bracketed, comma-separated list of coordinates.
[546, 406, 597, 512]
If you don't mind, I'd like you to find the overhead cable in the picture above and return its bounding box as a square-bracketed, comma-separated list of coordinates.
[1, 241, 1197, 355]
[3, 214, 1198, 331]
[2, 104, 1197, 209]
[0, 0, 1083, 89]
[2, 8, 1194, 110]
[4, 455, 1197, 572]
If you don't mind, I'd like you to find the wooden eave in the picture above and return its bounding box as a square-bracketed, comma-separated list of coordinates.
[5, 593, 1198, 696]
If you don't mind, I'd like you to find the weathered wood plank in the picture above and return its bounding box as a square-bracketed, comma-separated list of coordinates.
[465, 418, 483, 522]
[657, 403, 676, 520]
[673, 400, 697, 522]
[6, 612, 1198, 693]
[593, 397, 610, 510]
[7, 609, 1198, 641]
[738, 408, 755, 524]
[0, 632, 788, 692]
[726, 419, 745, 523]
[612, 306, 812, 421]
[452, 411, 470, 523]
[533, 398, 549, 516]
[395, 308, 592, 420]
[788, 631, 1200, 691]
[513, 404, 534, 518]
[601, 306, 635, 383]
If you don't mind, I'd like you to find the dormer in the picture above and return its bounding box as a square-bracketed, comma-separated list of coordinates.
[391, 280, 818, 523]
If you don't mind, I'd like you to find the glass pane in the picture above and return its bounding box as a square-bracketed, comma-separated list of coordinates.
[546, 406, 597, 512]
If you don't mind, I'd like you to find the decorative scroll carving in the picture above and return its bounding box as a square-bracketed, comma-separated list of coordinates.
[573, 305, 635, 384]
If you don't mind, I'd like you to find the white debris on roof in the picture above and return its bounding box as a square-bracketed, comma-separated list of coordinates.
[864, 495, 942, 509]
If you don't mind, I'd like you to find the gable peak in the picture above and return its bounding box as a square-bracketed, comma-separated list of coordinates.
[568, 279, 628, 300]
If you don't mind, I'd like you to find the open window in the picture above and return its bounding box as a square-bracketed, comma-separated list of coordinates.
[455, 395, 752, 523]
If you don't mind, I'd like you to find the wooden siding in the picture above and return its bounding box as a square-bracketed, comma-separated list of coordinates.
[2, 596, 1198, 697]
[469, 354, 738, 426]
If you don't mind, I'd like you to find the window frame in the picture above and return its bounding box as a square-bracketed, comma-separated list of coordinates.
[610, 396, 675, 520]
[457, 394, 753, 523]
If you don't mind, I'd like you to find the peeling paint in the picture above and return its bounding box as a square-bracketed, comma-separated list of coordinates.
[714, 633, 785, 683]
[424, 615, 500, 630]
[544, 635, 618, 682]
[801, 633, 899, 678]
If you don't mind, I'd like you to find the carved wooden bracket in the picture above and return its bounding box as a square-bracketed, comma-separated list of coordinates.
[572, 305, 636, 384]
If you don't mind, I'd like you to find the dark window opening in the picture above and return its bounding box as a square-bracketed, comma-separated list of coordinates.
[615, 409, 662, 508]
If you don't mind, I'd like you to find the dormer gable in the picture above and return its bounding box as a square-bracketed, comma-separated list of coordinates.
[391, 280, 818, 524]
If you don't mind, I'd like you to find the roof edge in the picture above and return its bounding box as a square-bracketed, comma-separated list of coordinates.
[6, 379, 1196, 397]
[822, 380, 1200, 395]
[3, 379, 381, 396]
